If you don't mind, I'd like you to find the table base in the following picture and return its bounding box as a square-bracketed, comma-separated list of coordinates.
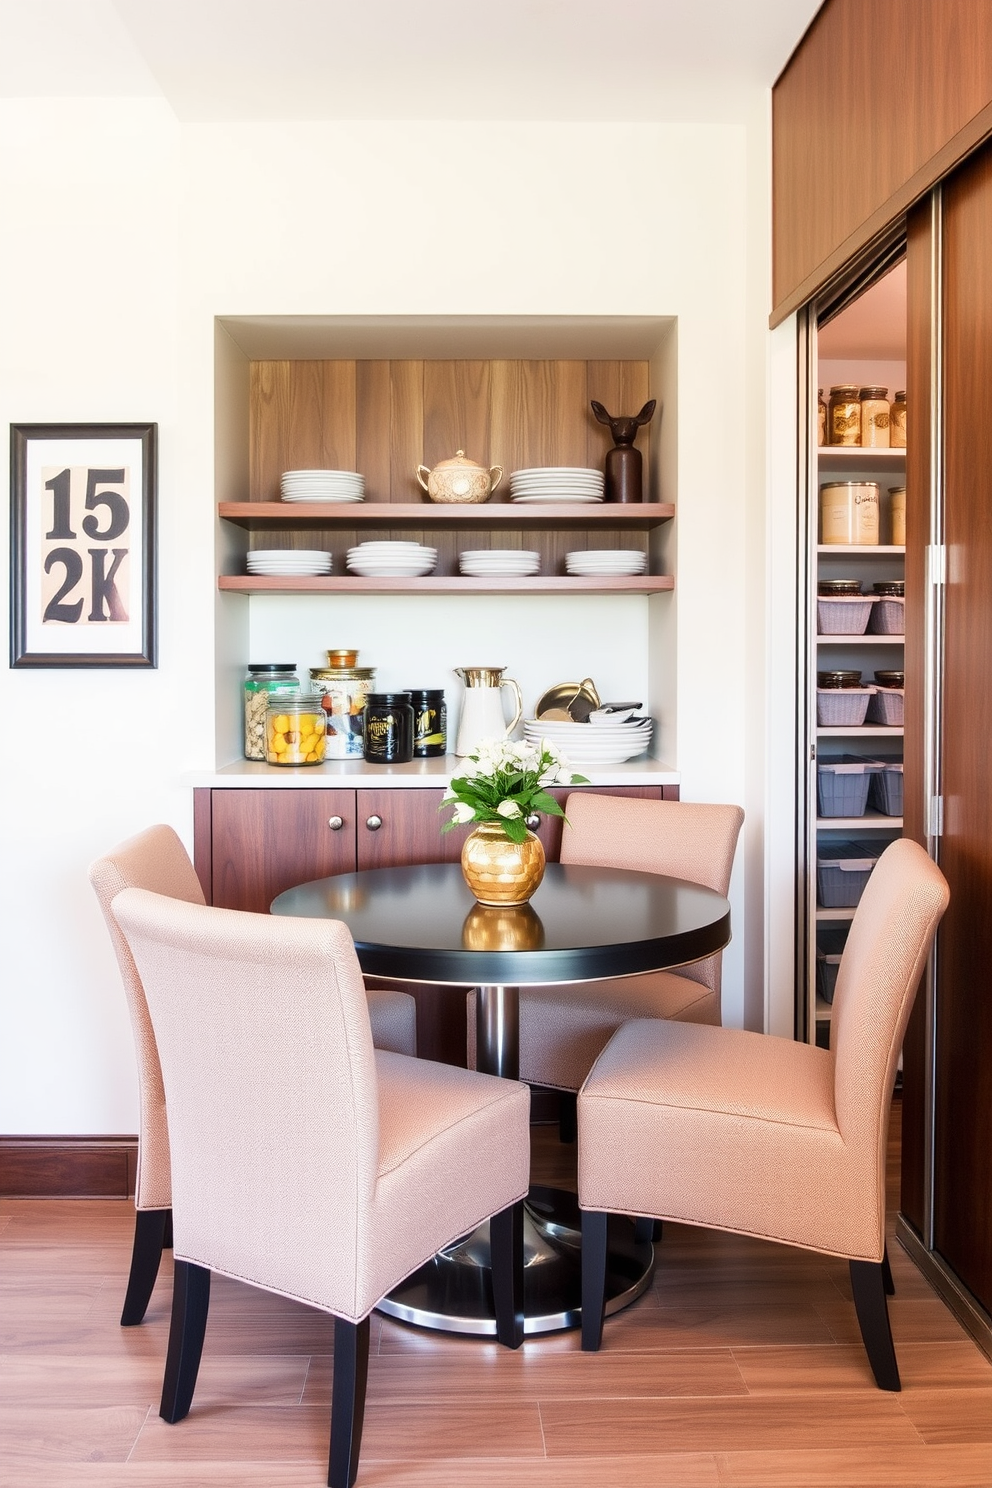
[376, 1184, 655, 1336]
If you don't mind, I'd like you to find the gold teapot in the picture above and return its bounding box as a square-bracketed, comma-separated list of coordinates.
[415, 450, 503, 505]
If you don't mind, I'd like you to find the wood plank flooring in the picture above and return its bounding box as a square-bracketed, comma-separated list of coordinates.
[2, 1099, 992, 1487]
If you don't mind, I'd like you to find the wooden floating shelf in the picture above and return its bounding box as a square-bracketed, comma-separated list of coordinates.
[219, 501, 675, 530]
[219, 574, 675, 596]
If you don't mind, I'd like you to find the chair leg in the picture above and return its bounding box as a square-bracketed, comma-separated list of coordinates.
[328, 1316, 370, 1488]
[581, 1209, 609, 1351]
[882, 1243, 895, 1296]
[163, 1209, 174, 1249]
[850, 1259, 901, 1391]
[121, 1208, 171, 1326]
[633, 1217, 663, 1245]
[490, 1200, 525, 1349]
[558, 1091, 577, 1144]
[160, 1260, 211, 1422]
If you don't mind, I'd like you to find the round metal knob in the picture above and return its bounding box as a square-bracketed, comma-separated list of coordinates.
[523, 813, 541, 831]
[327, 816, 344, 831]
[365, 815, 383, 831]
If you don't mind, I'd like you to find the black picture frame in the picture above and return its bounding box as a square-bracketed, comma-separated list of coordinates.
[10, 422, 157, 668]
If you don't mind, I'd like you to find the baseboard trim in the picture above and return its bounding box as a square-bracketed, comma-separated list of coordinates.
[0, 1135, 137, 1198]
[897, 1213, 992, 1364]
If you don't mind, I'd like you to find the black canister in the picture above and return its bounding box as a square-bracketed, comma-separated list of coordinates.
[363, 693, 414, 764]
[409, 688, 447, 757]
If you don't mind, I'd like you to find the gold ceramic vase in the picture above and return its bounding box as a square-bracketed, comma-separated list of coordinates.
[460, 820, 546, 906]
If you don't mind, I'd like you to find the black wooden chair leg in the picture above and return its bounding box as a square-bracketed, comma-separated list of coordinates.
[160, 1260, 211, 1422]
[121, 1208, 171, 1326]
[850, 1259, 901, 1391]
[633, 1217, 663, 1244]
[328, 1316, 370, 1488]
[581, 1209, 609, 1351]
[882, 1243, 895, 1296]
[163, 1209, 174, 1249]
[490, 1200, 525, 1349]
[558, 1091, 578, 1144]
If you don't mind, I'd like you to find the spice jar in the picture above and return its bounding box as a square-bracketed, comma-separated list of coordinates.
[859, 386, 890, 447]
[363, 693, 414, 764]
[265, 693, 326, 766]
[309, 651, 376, 759]
[408, 688, 447, 757]
[817, 389, 827, 446]
[243, 664, 300, 761]
[820, 481, 880, 545]
[828, 385, 861, 445]
[890, 391, 906, 448]
[889, 486, 906, 546]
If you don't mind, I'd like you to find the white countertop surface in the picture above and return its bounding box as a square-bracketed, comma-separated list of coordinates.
[190, 756, 679, 789]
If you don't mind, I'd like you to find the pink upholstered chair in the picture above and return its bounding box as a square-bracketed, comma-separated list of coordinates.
[89, 824, 417, 1326]
[519, 793, 744, 1133]
[110, 887, 529, 1488]
[578, 837, 949, 1391]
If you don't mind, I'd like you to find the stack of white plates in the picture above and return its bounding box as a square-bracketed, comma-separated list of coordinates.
[346, 541, 437, 577]
[523, 716, 653, 764]
[565, 549, 648, 577]
[509, 467, 605, 504]
[459, 549, 541, 577]
[280, 469, 365, 503]
[247, 549, 332, 576]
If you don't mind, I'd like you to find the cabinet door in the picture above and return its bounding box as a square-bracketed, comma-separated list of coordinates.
[357, 788, 464, 870]
[209, 789, 357, 912]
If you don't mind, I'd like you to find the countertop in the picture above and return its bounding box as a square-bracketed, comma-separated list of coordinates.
[190, 756, 679, 789]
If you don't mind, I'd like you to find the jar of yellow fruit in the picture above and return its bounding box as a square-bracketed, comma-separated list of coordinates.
[264, 693, 326, 766]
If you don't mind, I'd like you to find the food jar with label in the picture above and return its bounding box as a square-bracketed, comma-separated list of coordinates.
[820, 481, 880, 545]
[890, 391, 907, 448]
[243, 664, 300, 760]
[309, 651, 376, 759]
[364, 693, 414, 764]
[409, 688, 447, 757]
[889, 486, 906, 546]
[265, 693, 326, 766]
[828, 385, 861, 445]
[859, 387, 890, 447]
[817, 388, 827, 446]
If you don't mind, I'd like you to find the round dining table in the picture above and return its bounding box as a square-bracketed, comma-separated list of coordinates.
[271, 860, 731, 1336]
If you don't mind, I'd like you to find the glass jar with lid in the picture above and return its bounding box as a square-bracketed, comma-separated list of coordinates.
[265, 693, 326, 766]
[309, 650, 376, 759]
[890, 391, 907, 448]
[859, 387, 890, 447]
[817, 388, 827, 446]
[243, 664, 299, 760]
[828, 385, 861, 445]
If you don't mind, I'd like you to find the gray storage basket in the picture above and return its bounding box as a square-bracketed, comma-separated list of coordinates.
[869, 762, 904, 815]
[817, 596, 874, 635]
[816, 687, 874, 726]
[816, 927, 848, 1005]
[817, 758, 877, 817]
[816, 839, 880, 907]
[866, 686, 904, 725]
[868, 596, 905, 635]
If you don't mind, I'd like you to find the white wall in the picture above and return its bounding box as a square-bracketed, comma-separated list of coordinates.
[1, 104, 772, 1133]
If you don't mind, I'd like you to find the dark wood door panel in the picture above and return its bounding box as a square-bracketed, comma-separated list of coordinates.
[210, 789, 357, 912]
[357, 789, 465, 870]
[931, 143, 992, 1310]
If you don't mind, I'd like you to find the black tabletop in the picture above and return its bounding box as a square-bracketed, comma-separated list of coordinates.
[270, 862, 731, 986]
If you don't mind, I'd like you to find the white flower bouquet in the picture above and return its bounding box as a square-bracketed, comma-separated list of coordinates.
[440, 737, 588, 844]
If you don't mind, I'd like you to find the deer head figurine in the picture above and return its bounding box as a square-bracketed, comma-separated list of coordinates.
[590, 398, 657, 503]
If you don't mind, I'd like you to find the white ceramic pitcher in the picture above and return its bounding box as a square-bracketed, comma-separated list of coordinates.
[453, 667, 523, 756]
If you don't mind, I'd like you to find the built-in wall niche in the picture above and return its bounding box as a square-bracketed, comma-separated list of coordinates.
[213, 315, 679, 770]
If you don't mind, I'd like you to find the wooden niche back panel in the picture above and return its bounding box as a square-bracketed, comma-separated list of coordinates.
[249, 357, 651, 505]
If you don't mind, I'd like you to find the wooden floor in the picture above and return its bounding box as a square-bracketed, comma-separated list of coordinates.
[3, 1101, 992, 1487]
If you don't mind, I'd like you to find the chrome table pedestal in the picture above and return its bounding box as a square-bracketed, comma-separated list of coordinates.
[375, 984, 655, 1336]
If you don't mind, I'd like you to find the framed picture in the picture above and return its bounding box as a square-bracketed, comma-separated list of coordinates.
[10, 422, 156, 668]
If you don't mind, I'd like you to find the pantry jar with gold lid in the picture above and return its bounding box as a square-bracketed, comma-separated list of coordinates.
[820, 480, 880, 545]
[890, 391, 907, 448]
[859, 386, 890, 447]
[828, 385, 861, 445]
[309, 650, 376, 759]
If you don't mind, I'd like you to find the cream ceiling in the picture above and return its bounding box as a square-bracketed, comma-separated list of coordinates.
[0, 0, 821, 121]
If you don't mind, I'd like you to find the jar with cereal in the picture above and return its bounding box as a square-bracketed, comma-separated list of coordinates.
[243, 664, 299, 761]
[265, 693, 326, 766]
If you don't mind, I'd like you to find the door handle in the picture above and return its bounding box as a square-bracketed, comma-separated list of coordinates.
[365, 815, 383, 831]
[328, 816, 344, 831]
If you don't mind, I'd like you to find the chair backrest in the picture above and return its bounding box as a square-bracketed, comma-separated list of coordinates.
[561, 793, 744, 996]
[831, 837, 949, 1164]
[88, 826, 206, 1210]
[109, 887, 381, 1321]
